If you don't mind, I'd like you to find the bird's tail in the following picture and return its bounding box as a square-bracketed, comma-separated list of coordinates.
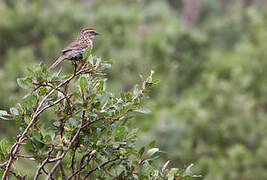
[49, 56, 66, 70]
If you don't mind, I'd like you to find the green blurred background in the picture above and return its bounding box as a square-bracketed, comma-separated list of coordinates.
[1, 0, 267, 179]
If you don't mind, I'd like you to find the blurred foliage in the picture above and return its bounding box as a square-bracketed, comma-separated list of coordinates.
[1, 0, 267, 179]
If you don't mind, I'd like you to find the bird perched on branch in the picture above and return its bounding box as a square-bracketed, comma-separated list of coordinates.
[49, 28, 100, 70]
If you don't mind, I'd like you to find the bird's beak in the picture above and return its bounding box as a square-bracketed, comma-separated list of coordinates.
[95, 32, 100, 35]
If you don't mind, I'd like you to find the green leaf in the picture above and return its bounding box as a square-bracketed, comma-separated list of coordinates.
[51, 68, 62, 80]
[134, 108, 152, 114]
[167, 168, 179, 180]
[113, 126, 126, 139]
[88, 55, 94, 65]
[147, 148, 159, 157]
[0, 138, 11, 155]
[80, 76, 88, 91]
[99, 93, 112, 104]
[148, 140, 156, 149]
[162, 160, 170, 173]
[0, 169, 4, 179]
[17, 78, 30, 89]
[0, 110, 9, 120]
[83, 48, 92, 60]
[33, 129, 41, 139]
[127, 128, 139, 140]
[183, 164, 202, 179]
[139, 146, 145, 158]
[68, 118, 78, 127]
[53, 121, 61, 127]
[184, 164, 194, 175]
[10, 107, 19, 116]
[0, 110, 8, 116]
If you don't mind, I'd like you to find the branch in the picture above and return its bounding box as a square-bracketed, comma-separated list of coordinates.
[34, 147, 53, 180]
[16, 154, 34, 159]
[45, 127, 82, 179]
[2, 67, 93, 179]
[60, 163, 67, 180]
[34, 82, 73, 114]
[84, 157, 120, 179]
[45, 160, 61, 180]
[45, 110, 88, 179]
[0, 162, 7, 169]
[67, 154, 93, 180]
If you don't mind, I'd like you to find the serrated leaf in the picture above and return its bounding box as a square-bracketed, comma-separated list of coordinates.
[10, 107, 19, 116]
[147, 148, 159, 157]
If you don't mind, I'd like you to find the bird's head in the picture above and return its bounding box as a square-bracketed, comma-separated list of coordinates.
[80, 28, 100, 40]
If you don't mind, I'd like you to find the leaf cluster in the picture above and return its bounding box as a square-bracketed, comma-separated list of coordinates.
[0, 50, 198, 180]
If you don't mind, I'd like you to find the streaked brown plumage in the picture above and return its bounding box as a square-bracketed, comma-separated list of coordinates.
[49, 28, 100, 70]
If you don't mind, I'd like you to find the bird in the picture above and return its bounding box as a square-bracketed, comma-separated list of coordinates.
[49, 28, 100, 70]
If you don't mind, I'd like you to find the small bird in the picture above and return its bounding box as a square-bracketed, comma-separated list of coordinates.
[49, 28, 100, 70]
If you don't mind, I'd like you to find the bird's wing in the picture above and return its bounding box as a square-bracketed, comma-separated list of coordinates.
[61, 41, 80, 54]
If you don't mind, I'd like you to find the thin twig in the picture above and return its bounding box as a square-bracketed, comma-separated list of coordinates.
[60, 163, 67, 180]
[45, 127, 82, 179]
[45, 110, 88, 179]
[67, 155, 93, 180]
[34, 147, 53, 180]
[70, 142, 79, 174]
[35, 82, 73, 114]
[45, 160, 61, 180]
[16, 154, 33, 159]
[84, 157, 120, 179]
[0, 162, 7, 168]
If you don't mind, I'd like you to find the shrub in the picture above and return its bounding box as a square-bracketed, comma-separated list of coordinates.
[0, 50, 198, 179]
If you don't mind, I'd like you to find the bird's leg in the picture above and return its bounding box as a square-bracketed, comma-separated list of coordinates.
[72, 61, 78, 74]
